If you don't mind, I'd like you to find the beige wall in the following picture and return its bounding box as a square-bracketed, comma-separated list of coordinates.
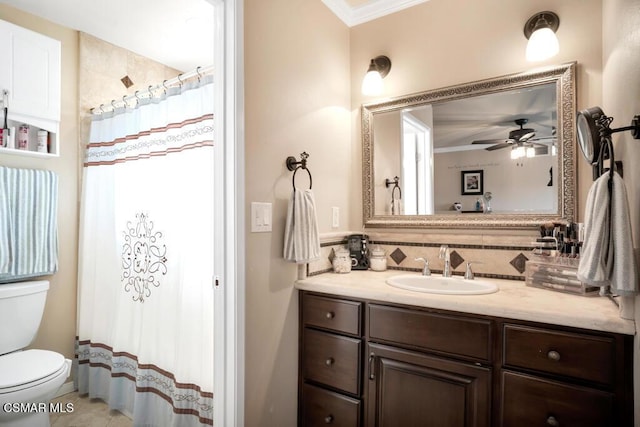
[244, 0, 351, 425]
[350, 0, 603, 224]
[0, 5, 79, 362]
[78, 33, 178, 155]
[602, 0, 640, 422]
[244, 1, 607, 425]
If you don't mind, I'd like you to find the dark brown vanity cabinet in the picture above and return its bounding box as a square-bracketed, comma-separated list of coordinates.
[298, 291, 633, 427]
[366, 304, 492, 427]
[299, 293, 364, 426]
[500, 324, 633, 427]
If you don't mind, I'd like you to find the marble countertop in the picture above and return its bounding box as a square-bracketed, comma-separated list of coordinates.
[295, 270, 636, 335]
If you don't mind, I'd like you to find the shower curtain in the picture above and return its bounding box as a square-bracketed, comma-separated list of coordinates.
[76, 77, 215, 426]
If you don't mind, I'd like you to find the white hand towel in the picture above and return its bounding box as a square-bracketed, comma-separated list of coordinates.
[390, 198, 403, 215]
[283, 189, 321, 264]
[578, 172, 638, 295]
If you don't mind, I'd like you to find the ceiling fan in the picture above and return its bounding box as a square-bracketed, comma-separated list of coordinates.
[471, 118, 551, 151]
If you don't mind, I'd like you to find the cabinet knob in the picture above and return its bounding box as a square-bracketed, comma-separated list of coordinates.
[325, 311, 335, 319]
[547, 350, 561, 361]
[325, 357, 334, 366]
[324, 414, 334, 424]
[546, 415, 560, 426]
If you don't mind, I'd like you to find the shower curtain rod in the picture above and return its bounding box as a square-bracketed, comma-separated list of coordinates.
[90, 64, 214, 114]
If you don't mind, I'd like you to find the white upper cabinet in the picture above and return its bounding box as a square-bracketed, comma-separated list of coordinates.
[0, 18, 61, 133]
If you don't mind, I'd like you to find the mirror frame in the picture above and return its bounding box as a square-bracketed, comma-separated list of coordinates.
[361, 62, 576, 229]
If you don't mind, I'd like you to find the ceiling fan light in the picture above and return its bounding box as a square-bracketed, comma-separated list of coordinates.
[526, 146, 536, 158]
[511, 146, 526, 160]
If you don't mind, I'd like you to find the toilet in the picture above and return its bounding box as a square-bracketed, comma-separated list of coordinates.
[0, 281, 72, 427]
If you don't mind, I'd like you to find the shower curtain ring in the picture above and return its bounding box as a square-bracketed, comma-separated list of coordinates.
[99, 104, 105, 113]
[148, 85, 154, 99]
[122, 95, 128, 109]
[196, 66, 202, 82]
[162, 80, 169, 94]
[134, 90, 141, 106]
[111, 99, 117, 110]
[177, 74, 184, 87]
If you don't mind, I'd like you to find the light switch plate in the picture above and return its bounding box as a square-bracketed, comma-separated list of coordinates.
[251, 202, 272, 232]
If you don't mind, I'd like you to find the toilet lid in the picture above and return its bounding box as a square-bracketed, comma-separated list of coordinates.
[0, 349, 65, 389]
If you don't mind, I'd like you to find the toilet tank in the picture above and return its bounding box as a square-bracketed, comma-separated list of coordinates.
[0, 280, 49, 355]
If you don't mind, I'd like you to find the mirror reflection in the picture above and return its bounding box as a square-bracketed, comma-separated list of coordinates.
[362, 63, 576, 228]
[374, 83, 557, 215]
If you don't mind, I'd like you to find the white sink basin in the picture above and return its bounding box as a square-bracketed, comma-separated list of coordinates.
[386, 274, 499, 295]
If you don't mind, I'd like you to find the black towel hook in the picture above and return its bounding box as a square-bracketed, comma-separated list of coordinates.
[286, 152, 312, 190]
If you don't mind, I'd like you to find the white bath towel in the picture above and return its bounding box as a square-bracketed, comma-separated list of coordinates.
[578, 172, 638, 296]
[0, 166, 59, 283]
[390, 198, 403, 215]
[283, 189, 321, 264]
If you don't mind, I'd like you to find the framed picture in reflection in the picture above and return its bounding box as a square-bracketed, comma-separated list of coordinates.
[461, 170, 483, 195]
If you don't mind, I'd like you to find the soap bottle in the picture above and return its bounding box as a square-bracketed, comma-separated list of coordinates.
[475, 198, 484, 212]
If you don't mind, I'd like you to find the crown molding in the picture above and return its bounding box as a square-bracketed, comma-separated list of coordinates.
[322, 0, 430, 27]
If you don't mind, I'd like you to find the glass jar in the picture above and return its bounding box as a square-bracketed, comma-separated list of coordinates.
[369, 246, 387, 271]
[332, 247, 352, 274]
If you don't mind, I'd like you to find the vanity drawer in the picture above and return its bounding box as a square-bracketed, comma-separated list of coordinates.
[368, 304, 492, 361]
[303, 328, 361, 395]
[301, 383, 361, 427]
[501, 371, 614, 427]
[503, 324, 615, 385]
[303, 293, 362, 336]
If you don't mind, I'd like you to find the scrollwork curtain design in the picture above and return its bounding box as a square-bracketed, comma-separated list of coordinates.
[76, 77, 215, 426]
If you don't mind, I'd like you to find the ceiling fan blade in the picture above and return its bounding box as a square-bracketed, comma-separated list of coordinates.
[472, 138, 513, 145]
[518, 132, 536, 142]
[486, 142, 513, 151]
[529, 136, 556, 142]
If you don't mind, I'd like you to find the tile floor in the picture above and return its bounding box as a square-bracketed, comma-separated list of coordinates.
[49, 392, 132, 427]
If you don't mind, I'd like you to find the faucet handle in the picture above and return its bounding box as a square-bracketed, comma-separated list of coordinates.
[415, 257, 431, 276]
[464, 261, 482, 280]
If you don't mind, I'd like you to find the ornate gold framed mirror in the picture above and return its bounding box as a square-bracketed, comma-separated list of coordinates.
[362, 62, 576, 229]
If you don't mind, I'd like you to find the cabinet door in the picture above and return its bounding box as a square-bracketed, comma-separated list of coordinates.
[0, 19, 61, 124]
[366, 343, 491, 427]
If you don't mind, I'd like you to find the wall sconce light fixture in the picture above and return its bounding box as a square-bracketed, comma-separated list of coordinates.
[361, 55, 391, 96]
[523, 11, 560, 62]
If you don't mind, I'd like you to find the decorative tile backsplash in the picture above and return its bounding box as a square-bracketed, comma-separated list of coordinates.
[307, 231, 539, 280]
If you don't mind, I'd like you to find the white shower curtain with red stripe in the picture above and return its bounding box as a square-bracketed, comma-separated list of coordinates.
[76, 77, 215, 426]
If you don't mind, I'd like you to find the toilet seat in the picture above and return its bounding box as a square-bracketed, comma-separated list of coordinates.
[0, 349, 66, 394]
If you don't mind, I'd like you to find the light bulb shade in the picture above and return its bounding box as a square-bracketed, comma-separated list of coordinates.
[362, 70, 384, 96]
[524, 11, 560, 62]
[511, 145, 526, 159]
[526, 146, 536, 158]
[361, 55, 391, 96]
[526, 28, 559, 61]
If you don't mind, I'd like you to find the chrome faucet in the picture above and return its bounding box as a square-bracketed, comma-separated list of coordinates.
[415, 258, 431, 276]
[439, 245, 451, 277]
